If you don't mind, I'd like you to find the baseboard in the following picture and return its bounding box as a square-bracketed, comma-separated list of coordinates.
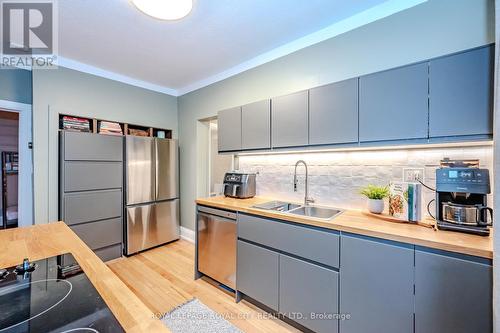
[180, 226, 195, 243]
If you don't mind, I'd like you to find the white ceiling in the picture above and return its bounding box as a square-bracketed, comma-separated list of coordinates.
[57, 0, 426, 95]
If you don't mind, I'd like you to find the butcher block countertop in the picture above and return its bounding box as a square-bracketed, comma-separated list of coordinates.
[196, 196, 493, 259]
[0, 222, 169, 333]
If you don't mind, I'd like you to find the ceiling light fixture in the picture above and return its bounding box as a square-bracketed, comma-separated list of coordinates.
[132, 0, 193, 20]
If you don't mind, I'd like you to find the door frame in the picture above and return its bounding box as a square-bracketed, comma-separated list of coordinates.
[0, 99, 33, 227]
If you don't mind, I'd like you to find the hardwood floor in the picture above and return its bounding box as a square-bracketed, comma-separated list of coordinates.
[108, 239, 299, 333]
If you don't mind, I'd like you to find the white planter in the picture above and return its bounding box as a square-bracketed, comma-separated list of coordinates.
[368, 199, 384, 214]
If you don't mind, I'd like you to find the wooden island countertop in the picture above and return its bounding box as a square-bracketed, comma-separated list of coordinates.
[196, 196, 493, 259]
[0, 222, 169, 333]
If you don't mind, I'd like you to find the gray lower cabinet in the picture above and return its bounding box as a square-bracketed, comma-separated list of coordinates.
[63, 131, 123, 161]
[358, 62, 429, 142]
[241, 99, 271, 150]
[235, 217, 493, 333]
[272, 90, 309, 148]
[429, 45, 494, 138]
[94, 244, 123, 262]
[237, 240, 279, 310]
[62, 189, 122, 226]
[415, 248, 492, 333]
[62, 243, 123, 267]
[70, 218, 122, 250]
[340, 234, 414, 333]
[238, 213, 340, 268]
[237, 215, 340, 331]
[59, 131, 123, 263]
[64, 161, 122, 192]
[218, 106, 242, 152]
[280, 254, 339, 333]
[309, 78, 358, 145]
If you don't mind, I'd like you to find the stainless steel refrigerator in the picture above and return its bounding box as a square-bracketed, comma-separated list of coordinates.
[124, 136, 180, 255]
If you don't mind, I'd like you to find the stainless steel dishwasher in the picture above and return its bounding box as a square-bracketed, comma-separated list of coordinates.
[196, 206, 236, 289]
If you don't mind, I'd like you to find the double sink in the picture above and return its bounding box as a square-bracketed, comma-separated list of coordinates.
[251, 201, 343, 220]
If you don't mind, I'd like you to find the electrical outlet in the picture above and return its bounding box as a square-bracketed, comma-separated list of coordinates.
[403, 168, 424, 182]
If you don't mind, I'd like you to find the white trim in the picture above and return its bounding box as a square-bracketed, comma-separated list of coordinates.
[57, 57, 179, 96]
[207, 121, 213, 195]
[0, 100, 33, 227]
[180, 226, 195, 243]
[0, 100, 30, 113]
[177, 0, 427, 95]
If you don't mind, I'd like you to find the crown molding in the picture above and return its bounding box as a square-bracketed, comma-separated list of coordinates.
[37, 0, 426, 97]
[176, 0, 427, 95]
[57, 56, 179, 96]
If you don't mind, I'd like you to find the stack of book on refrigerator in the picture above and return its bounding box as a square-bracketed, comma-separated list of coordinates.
[61, 116, 91, 132]
[99, 121, 123, 135]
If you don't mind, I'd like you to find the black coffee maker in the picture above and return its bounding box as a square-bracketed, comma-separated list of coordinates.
[436, 165, 493, 236]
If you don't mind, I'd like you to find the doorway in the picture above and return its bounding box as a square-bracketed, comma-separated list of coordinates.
[0, 100, 33, 228]
[208, 119, 234, 196]
[0, 111, 19, 228]
[196, 118, 235, 198]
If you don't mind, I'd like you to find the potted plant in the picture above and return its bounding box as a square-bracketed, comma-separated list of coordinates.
[360, 184, 389, 214]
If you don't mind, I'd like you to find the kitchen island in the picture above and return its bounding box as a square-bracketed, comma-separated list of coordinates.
[0, 222, 169, 333]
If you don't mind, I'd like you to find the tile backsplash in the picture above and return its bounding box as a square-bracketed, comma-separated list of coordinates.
[237, 146, 493, 217]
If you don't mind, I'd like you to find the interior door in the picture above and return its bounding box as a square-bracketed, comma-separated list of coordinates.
[126, 136, 155, 205]
[155, 138, 179, 201]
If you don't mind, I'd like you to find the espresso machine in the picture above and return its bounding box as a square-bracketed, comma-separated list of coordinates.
[436, 166, 493, 236]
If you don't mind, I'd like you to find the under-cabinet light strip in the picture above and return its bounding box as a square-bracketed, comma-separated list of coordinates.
[235, 141, 493, 156]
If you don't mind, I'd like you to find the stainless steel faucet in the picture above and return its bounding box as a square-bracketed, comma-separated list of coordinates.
[293, 160, 314, 206]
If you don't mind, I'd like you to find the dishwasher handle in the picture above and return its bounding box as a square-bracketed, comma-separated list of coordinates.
[197, 206, 237, 220]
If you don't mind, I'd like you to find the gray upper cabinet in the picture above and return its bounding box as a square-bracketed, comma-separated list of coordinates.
[415, 248, 492, 333]
[309, 78, 358, 145]
[429, 45, 494, 138]
[340, 234, 414, 333]
[359, 62, 428, 142]
[280, 254, 339, 333]
[218, 106, 241, 152]
[241, 99, 271, 150]
[216, 45, 492, 153]
[271, 90, 309, 148]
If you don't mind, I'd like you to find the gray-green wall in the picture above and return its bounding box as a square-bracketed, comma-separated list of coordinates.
[178, 0, 495, 231]
[0, 69, 32, 104]
[32, 67, 178, 224]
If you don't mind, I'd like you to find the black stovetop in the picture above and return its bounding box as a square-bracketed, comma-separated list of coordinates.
[0, 254, 125, 333]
